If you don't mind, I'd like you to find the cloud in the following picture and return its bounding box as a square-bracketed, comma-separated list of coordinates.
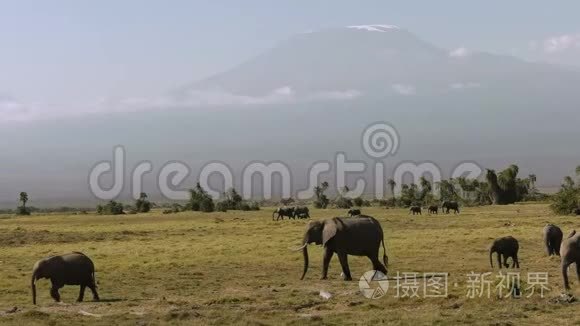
[449, 47, 471, 57]
[541, 34, 580, 53]
[449, 82, 481, 90]
[115, 87, 361, 111]
[0, 87, 363, 122]
[0, 96, 34, 121]
[391, 84, 416, 95]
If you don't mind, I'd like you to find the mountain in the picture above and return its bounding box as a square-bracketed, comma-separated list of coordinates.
[1, 25, 580, 206]
[180, 24, 580, 99]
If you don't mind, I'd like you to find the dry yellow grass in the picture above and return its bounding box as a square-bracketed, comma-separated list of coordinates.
[0, 203, 578, 325]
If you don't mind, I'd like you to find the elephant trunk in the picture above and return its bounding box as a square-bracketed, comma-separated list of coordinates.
[31, 272, 37, 305]
[489, 248, 494, 268]
[300, 245, 309, 280]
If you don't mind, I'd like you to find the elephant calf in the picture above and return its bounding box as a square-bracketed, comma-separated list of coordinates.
[543, 224, 563, 256]
[490, 236, 520, 269]
[347, 208, 361, 217]
[560, 230, 580, 290]
[32, 252, 99, 304]
[409, 206, 421, 215]
[427, 205, 438, 215]
[297, 216, 388, 281]
[294, 206, 310, 219]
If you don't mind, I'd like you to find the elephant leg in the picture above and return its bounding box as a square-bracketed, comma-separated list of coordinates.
[369, 254, 387, 275]
[562, 261, 571, 290]
[337, 253, 352, 281]
[514, 254, 520, 268]
[88, 281, 100, 301]
[321, 248, 334, 280]
[50, 282, 62, 302]
[576, 262, 580, 282]
[77, 284, 86, 302]
[496, 253, 503, 269]
[502, 254, 509, 268]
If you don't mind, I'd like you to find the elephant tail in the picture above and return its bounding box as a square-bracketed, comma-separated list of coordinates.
[382, 237, 389, 267]
[300, 245, 309, 280]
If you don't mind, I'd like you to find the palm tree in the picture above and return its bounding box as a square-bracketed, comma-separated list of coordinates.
[387, 178, 396, 197]
[19, 192, 28, 208]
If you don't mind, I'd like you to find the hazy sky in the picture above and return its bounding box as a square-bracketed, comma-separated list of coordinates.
[1, 0, 580, 117]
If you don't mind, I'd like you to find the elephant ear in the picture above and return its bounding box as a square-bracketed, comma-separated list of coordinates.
[322, 219, 338, 246]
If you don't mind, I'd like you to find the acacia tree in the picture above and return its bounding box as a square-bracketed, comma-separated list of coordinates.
[387, 179, 396, 198]
[19, 192, 28, 208]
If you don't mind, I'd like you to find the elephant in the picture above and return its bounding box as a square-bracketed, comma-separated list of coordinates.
[543, 224, 563, 256]
[296, 216, 388, 281]
[560, 230, 580, 290]
[347, 208, 361, 217]
[409, 206, 421, 215]
[489, 236, 520, 269]
[441, 201, 460, 214]
[293, 206, 310, 219]
[31, 252, 99, 304]
[575, 208, 580, 215]
[427, 205, 438, 215]
[272, 207, 295, 221]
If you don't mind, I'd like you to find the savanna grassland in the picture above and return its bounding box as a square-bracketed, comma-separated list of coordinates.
[0, 204, 579, 325]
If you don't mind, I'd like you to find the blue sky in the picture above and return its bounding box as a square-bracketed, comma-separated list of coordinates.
[1, 0, 580, 115]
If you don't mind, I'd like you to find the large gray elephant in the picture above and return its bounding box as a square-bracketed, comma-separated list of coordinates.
[441, 201, 460, 214]
[560, 230, 580, 290]
[543, 224, 563, 256]
[272, 207, 295, 221]
[489, 236, 520, 268]
[31, 252, 99, 304]
[296, 216, 388, 281]
[293, 206, 310, 219]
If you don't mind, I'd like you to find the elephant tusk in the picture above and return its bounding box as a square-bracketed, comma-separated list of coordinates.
[289, 243, 308, 251]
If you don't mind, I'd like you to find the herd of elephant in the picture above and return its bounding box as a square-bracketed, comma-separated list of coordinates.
[29, 210, 580, 305]
[409, 200, 460, 215]
[272, 206, 311, 220]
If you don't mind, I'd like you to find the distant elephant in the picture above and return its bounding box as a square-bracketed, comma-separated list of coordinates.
[489, 236, 520, 269]
[427, 205, 438, 215]
[442, 201, 460, 214]
[543, 224, 563, 256]
[272, 207, 295, 221]
[347, 208, 361, 217]
[31, 252, 99, 304]
[293, 206, 310, 219]
[560, 230, 580, 290]
[575, 208, 580, 215]
[296, 216, 388, 281]
[409, 206, 421, 215]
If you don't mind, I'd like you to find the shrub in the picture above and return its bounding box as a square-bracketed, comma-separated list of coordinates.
[187, 183, 215, 213]
[353, 197, 364, 207]
[16, 206, 31, 216]
[334, 196, 353, 209]
[96, 200, 125, 215]
[135, 193, 152, 213]
[550, 186, 579, 215]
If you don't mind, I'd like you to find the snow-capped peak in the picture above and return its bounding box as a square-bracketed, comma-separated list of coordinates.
[347, 24, 400, 32]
